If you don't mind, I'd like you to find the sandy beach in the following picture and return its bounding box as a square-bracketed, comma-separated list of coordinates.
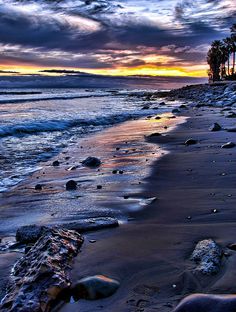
[58, 103, 236, 312]
[1, 83, 236, 311]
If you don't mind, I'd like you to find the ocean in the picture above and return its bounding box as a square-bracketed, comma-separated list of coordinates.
[0, 87, 175, 193]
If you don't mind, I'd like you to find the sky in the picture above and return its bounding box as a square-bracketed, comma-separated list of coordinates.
[0, 0, 235, 78]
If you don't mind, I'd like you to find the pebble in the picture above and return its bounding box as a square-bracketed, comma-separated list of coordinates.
[52, 160, 60, 166]
[66, 180, 77, 190]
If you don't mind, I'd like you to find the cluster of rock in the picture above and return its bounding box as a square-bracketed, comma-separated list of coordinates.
[0, 216, 120, 311]
[157, 83, 236, 108]
[1, 228, 84, 312]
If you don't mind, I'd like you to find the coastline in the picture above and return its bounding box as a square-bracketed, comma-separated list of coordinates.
[1, 82, 236, 311]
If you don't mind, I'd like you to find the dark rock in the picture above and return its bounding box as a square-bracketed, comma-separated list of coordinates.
[159, 101, 166, 105]
[191, 239, 222, 275]
[221, 142, 236, 148]
[1, 228, 83, 312]
[66, 180, 77, 190]
[172, 108, 180, 114]
[52, 160, 60, 167]
[226, 128, 236, 132]
[141, 105, 150, 110]
[82, 157, 101, 168]
[97, 185, 102, 189]
[119, 170, 124, 174]
[72, 275, 120, 301]
[61, 217, 119, 233]
[16, 224, 49, 244]
[174, 294, 236, 312]
[147, 132, 162, 138]
[227, 243, 236, 251]
[35, 184, 43, 190]
[209, 123, 221, 131]
[226, 112, 236, 118]
[185, 139, 198, 146]
[112, 170, 118, 174]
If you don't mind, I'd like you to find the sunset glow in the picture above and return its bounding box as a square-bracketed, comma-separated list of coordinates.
[0, 0, 235, 79]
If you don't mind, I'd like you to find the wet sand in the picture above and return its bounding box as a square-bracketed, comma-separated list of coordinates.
[60, 106, 236, 311]
[0, 111, 184, 302]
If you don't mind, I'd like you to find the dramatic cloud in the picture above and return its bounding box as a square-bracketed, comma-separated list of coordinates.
[0, 0, 235, 77]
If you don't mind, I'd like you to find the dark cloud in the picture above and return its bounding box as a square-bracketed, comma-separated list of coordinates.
[0, 0, 235, 72]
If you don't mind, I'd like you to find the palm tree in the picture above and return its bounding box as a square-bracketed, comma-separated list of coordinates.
[207, 40, 227, 81]
[223, 37, 232, 76]
[230, 24, 236, 74]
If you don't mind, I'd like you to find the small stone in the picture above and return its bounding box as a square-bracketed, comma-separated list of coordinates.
[119, 170, 124, 174]
[124, 195, 129, 199]
[82, 157, 101, 168]
[212, 209, 218, 213]
[52, 160, 60, 166]
[209, 123, 221, 131]
[35, 184, 42, 190]
[159, 101, 166, 105]
[221, 142, 236, 148]
[72, 275, 120, 301]
[89, 240, 96, 243]
[185, 139, 198, 146]
[142, 105, 150, 110]
[172, 108, 180, 114]
[97, 185, 102, 190]
[147, 132, 162, 138]
[187, 216, 192, 220]
[112, 170, 118, 174]
[66, 180, 77, 190]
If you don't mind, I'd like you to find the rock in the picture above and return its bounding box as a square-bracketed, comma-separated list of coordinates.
[228, 243, 236, 251]
[35, 184, 43, 190]
[52, 160, 60, 166]
[16, 224, 49, 244]
[1, 228, 83, 312]
[96, 185, 102, 189]
[147, 132, 162, 138]
[174, 293, 236, 312]
[72, 275, 120, 301]
[61, 217, 119, 233]
[141, 105, 150, 110]
[66, 180, 77, 190]
[226, 112, 236, 118]
[82, 157, 101, 168]
[159, 101, 166, 105]
[209, 123, 221, 131]
[226, 128, 236, 132]
[191, 239, 222, 275]
[185, 139, 198, 146]
[172, 108, 180, 114]
[221, 142, 236, 149]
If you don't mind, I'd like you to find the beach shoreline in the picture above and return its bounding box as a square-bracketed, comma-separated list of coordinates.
[1, 82, 236, 311]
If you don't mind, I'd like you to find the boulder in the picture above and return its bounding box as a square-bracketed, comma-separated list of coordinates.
[16, 224, 49, 244]
[1, 228, 84, 312]
[221, 142, 236, 149]
[82, 157, 101, 168]
[72, 275, 120, 301]
[209, 123, 221, 131]
[174, 294, 236, 312]
[191, 239, 222, 275]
